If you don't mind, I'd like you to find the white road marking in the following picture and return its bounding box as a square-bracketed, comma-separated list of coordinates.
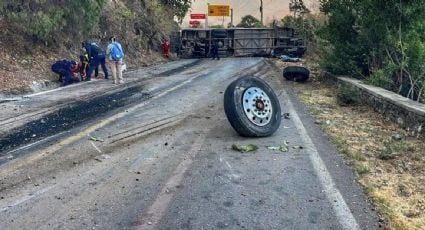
[134, 134, 206, 230]
[224, 159, 240, 180]
[25, 80, 97, 98]
[89, 141, 102, 153]
[0, 185, 56, 212]
[280, 89, 360, 230]
[4, 130, 71, 155]
[0, 70, 206, 175]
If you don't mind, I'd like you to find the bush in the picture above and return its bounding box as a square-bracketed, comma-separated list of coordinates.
[1, 0, 107, 43]
[365, 68, 394, 91]
[379, 139, 415, 160]
[336, 83, 359, 105]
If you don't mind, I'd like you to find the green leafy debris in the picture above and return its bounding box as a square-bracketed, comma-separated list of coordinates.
[267, 141, 289, 152]
[232, 144, 258, 153]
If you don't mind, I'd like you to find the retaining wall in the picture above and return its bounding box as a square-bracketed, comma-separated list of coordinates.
[322, 72, 425, 137]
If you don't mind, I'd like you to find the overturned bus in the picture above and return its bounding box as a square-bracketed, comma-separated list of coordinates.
[172, 26, 306, 58]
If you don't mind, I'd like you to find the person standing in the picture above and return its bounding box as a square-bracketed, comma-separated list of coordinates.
[106, 36, 125, 84]
[82, 41, 108, 81]
[211, 40, 220, 60]
[162, 39, 170, 58]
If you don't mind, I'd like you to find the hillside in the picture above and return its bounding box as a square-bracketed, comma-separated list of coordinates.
[0, 0, 180, 95]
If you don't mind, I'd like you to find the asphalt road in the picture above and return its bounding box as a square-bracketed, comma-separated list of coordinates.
[0, 58, 379, 230]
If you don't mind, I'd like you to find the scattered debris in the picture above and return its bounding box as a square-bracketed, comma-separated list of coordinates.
[392, 133, 403, 141]
[292, 146, 304, 150]
[283, 113, 290, 119]
[232, 144, 258, 153]
[283, 66, 310, 82]
[164, 142, 168, 146]
[88, 135, 105, 142]
[94, 154, 111, 162]
[267, 141, 289, 152]
[280, 55, 300, 62]
[314, 120, 323, 125]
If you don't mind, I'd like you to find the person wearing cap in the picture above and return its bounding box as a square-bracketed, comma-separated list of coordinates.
[51, 60, 78, 86]
[82, 40, 108, 81]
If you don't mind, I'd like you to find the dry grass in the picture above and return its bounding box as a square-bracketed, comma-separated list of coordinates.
[274, 58, 425, 229]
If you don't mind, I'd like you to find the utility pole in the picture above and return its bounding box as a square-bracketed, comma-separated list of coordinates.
[230, 8, 234, 27]
[260, 0, 263, 26]
[206, 3, 210, 28]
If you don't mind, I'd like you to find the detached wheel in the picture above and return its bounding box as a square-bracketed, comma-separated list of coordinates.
[283, 66, 310, 82]
[224, 76, 282, 137]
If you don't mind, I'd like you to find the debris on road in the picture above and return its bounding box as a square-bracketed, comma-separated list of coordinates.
[94, 154, 111, 162]
[88, 135, 105, 142]
[224, 76, 281, 137]
[292, 145, 304, 150]
[232, 144, 258, 153]
[283, 66, 310, 82]
[283, 113, 290, 119]
[280, 55, 300, 62]
[267, 141, 289, 152]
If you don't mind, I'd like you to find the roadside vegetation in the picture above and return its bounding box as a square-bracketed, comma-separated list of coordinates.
[0, 0, 191, 94]
[318, 0, 425, 103]
[276, 58, 425, 229]
[275, 2, 425, 229]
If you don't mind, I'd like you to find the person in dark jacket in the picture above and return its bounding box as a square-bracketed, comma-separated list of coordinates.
[51, 60, 77, 86]
[211, 40, 220, 60]
[82, 41, 108, 81]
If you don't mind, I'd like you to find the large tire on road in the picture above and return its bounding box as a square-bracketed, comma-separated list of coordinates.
[224, 76, 282, 137]
[283, 66, 310, 82]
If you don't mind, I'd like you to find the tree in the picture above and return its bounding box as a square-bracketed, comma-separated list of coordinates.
[237, 15, 262, 28]
[160, 0, 191, 23]
[289, 0, 310, 18]
[318, 0, 425, 102]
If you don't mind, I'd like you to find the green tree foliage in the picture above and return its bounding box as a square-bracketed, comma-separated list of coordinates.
[1, 0, 106, 43]
[282, 3, 321, 53]
[289, 0, 310, 17]
[237, 15, 262, 28]
[160, 0, 191, 23]
[319, 0, 425, 101]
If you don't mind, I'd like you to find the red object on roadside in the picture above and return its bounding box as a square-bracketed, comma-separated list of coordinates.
[189, 20, 201, 27]
[162, 39, 170, 58]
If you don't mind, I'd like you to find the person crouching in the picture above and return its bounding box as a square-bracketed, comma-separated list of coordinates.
[51, 60, 77, 86]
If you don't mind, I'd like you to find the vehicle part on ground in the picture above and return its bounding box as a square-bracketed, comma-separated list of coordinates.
[224, 76, 281, 137]
[283, 66, 310, 82]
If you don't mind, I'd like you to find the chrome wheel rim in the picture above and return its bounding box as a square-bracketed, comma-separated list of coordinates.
[242, 87, 273, 126]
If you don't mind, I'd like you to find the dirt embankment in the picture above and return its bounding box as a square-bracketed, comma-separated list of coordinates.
[0, 0, 177, 95]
